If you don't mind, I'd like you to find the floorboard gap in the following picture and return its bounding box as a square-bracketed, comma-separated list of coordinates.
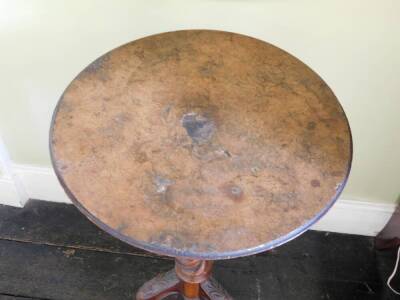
[0, 292, 54, 300]
[0, 236, 171, 261]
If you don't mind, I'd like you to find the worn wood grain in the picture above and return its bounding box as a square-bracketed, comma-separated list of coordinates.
[50, 30, 352, 258]
[0, 238, 395, 300]
[0, 200, 397, 300]
[0, 295, 42, 300]
[0, 201, 147, 256]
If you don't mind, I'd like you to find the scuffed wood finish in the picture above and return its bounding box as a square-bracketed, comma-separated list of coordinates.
[136, 259, 232, 300]
[50, 30, 352, 259]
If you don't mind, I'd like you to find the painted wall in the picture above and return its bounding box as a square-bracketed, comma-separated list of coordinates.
[0, 0, 399, 204]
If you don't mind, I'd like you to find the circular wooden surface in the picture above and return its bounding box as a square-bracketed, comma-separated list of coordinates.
[50, 30, 352, 259]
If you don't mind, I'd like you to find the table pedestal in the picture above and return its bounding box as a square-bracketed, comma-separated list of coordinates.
[136, 258, 232, 300]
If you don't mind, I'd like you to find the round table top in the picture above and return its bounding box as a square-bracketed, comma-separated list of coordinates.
[50, 30, 352, 259]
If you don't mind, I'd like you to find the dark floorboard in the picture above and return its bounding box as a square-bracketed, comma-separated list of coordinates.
[0, 296, 40, 300]
[0, 199, 398, 300]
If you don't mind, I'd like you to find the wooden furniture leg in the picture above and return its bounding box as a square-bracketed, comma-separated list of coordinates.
[136, 258, 233, 300]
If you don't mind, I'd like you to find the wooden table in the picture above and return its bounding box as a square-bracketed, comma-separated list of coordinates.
[50, 30, 352, 299]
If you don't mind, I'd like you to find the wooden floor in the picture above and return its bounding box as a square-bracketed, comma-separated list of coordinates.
[0, 200, 397, 300]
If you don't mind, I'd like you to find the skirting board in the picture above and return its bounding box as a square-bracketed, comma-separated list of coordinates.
[0, 177, 23, 207]
[0, 164, 396, 237]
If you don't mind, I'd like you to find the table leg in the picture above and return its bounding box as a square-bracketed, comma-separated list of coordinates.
[136, 269, 180, 300]
[136, 258, 233, 300]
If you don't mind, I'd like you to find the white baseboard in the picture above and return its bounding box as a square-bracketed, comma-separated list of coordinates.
[0, 164, 396, 237]
[13, 164, 71, 204]
[311, 199, 395, 236]
[0, 177, 24, 207]
[0, 136, 29, 207]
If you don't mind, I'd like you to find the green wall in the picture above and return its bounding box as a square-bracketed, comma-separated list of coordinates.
[0, 0, 399, 203]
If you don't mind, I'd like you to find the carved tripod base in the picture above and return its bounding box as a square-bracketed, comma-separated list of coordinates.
[136, 258, 233, 300]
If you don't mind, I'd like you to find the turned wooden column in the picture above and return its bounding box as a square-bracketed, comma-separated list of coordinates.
[176, 258, 213, 298]
[136, 258, 230, 300]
